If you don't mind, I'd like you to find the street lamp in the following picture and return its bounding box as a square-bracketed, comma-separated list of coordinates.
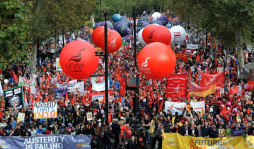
[95, 10, 109, 126]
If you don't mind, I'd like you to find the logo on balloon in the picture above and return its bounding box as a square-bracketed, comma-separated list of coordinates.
[66, 49, 85, 71]
[148, 31, 155, 39]
[174, 32, 181, 36]
[140, 57, 151, 73]
[109, 37, 117, 48]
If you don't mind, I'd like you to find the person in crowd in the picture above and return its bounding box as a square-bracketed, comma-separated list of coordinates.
[103, 126, 114, 149]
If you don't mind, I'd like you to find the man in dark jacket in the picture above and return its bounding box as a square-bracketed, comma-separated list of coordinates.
[181, 125, 191, 136]
[111, 119, 120, 148]
[201, 122, 210, 137]
[22, 128, 31, 137]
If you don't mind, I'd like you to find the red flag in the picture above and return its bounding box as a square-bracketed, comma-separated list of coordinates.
[44, 96, 48, 102]
[76, 88, 79, 94]
[157, 100, 164, 112]
[82, 95, 86, 105]
[179, 64, 182, 73]
[230, 86, 239, 95]
[0, 111, 2, 119]
[215, 89, 221, 99]
[43, 66, 47, 73]
[188, 77, 216, 97]
[65, 92, 68, 103]
[117, 72, 121, 81]
[101, 95, 105, 104]
[206, 65, 209, 73]
[71, 96, 75, 106]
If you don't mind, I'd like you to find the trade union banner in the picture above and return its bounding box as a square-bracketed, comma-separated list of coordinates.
[163, 133, 254, 149]
[19, 76, 37, 86]
[175, 53, 188, 62]
[56, 82, 84, 94]
[33, 101, 57, 119]
[165, 101, 205, 115]
[0, 135, 91, 149]
[166, 74, 187, 101]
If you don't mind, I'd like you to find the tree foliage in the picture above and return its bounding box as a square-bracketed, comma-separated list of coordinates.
[0, 0, 31, 68]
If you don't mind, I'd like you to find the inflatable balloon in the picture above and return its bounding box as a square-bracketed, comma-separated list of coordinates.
[169, 29, 174, 43]
[94, 22, 101, 29]
[151, 20, 163, 25]
[114, 20, 126, 26]
[100, 21, 114, 30]
[60, 41, 99, 79]
[112, 14, 121, 22]
[138, 42, 176, 79]
[170, 26, 187, 44]
[158, 16, 168, 26]
[114, 23, 129, 37]
[92, 26, 106, 47]
[151, 12, 161, 21]
[143, 25, 171, 45]
[142, 24, 158, 44]
[227, 102, 231, 107]
[138, 28, 146, 46]
[137, 20, 150, 32]
[99, 30, 122, 53]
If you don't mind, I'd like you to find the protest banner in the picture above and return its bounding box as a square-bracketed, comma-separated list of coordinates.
[175, 53, 188, 62]
[186, 44, 199, 49]
[54, 88, 68, 99]
[199, 72, 224, 89]
[166, 74, 187, 100]
[33, 101, 57, 119]
[163, 133, 254, 149]
[181, 49, 196, 54]
[165, 101, 205, 115]
[19, 77, 36, 86]
[90, 76, 111, 92]
[3, 86, 24, 110]
[17, 112, 25, 123]
[56, 58, 62, 71]
[0, 135, 91, 149]
[89, 91, 114, 102]
[56, 82, 84, 94]
[0, 82, 3, 95]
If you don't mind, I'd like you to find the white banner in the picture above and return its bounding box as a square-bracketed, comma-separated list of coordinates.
[91, 78, 110, 92]
[56, 81, 84, 94]
[19, 77, 36, 86]
[165, 101, 205, 115]
[17, 113, 25, 123]
[33, 101, 57, 119]
[187, 44, 199, 49]
[56, 58, 62, 71]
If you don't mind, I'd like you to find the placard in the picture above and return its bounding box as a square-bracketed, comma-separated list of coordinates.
[3, 86, 24, 110]
[33, 101, 57, 119]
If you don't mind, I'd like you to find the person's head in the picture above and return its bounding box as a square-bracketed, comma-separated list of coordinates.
[39, 125, 42, 130]
[185, 125, 188, 130]
[160, 124, 164, 129]
[205, 122, 208, 127]
[145, 115, 148, 120]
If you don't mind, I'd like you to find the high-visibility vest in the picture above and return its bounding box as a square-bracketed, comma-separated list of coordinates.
[120, 125, 126, 138]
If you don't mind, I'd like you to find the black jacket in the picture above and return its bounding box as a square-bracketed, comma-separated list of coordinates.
[181, 128, 192, 136]
[201, 126, 210, 137]
[103, 130, 114, 145]
[111, 123, 121, 135]
[210, 129, 219, 138]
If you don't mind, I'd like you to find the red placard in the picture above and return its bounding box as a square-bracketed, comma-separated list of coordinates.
[181, 49, 196, 54]
[166, 74, 187, 101]
[175, 53, 188, 62]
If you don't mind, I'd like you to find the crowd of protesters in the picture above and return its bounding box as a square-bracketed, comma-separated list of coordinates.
[1, 22, 254, 149]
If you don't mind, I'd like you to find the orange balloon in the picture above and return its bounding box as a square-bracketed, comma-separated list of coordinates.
[142, 24, 158, 44]
[60, 40, 99, 79]
[99, 30, 122, 53]
[138, 42, 176, 79]
[144, 25, 171, 45]
[92, 26, 107, 47]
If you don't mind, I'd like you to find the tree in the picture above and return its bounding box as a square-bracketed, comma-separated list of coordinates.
[0, 0, 31, 69]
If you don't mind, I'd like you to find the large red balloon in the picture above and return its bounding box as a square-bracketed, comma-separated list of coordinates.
[143, 25, 171, 45]
[142, 24, 158, 44]
[60, 40, 99, 79]
[92, 26, 106, 47]
[99, 30, 122, 53]
[138, 42, 176, 79]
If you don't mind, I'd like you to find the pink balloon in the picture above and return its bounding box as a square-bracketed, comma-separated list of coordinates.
[227, 102, 231, 107]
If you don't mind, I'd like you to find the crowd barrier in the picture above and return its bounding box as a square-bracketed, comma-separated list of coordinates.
[0, 135, 91, 149]
[163, 133, 254, 149]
